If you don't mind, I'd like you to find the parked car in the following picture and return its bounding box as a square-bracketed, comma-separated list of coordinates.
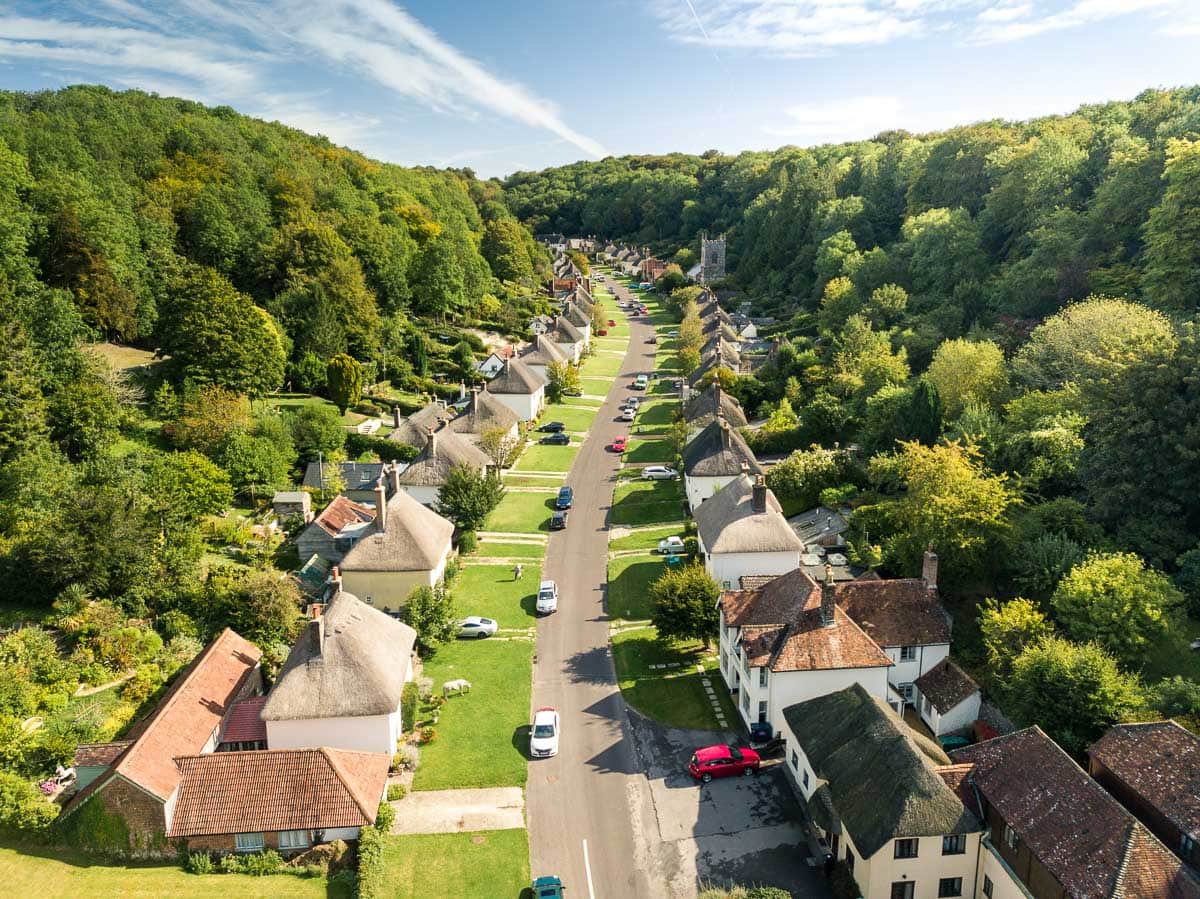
[657, 535, 686, 555]
[646, 335, 659, 344]
[620, 407, 636, 422]
[550, 510, 568, 531]
[537, 421, 565, 432]
[541, 432, 570, 445]
[624, 396, 642, 408]
[607, 319, 616, 326]
[562, 386, 583, 397]
[688, 745, 761, 782]
[632, 375, 649, 390]
[536, 579, 559, 613]
[664, 329, 679, 337]
[609, 436, 627, 452]
[555, 486, 574, 510]
[643, 465, 678, 480]
[597, 329, 608, 336]
[530, 708, 560, 758]
[459, 616, 498, 639]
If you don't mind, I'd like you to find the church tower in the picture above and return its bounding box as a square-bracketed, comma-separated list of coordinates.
[699, 231, 726, 284]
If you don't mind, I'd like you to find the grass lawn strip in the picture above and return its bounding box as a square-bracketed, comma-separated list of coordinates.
[450, 563, 542, 622]
[484, 491, 556, 534]
[501, 474, 567, 488]
[607, 553, 668, 621]
[623, 437, 675, 464]
[608, 524, 686, 552]
[513, 443, 579, 473]
[537, 404, 599, 433]
[375, 830, 529, 899]
[611, 627, 736, 731]
[413, 638, 533, 791]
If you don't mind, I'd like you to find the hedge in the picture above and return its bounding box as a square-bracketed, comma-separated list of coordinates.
[356, 824, 385, 899]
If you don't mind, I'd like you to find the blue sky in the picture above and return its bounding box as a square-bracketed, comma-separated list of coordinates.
[1, 1, 1197, 177]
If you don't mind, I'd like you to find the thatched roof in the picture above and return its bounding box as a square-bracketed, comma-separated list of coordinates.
[521, 334, 569, 367]
[262, 590, 416, 721]
[397, 428, 489, 487]
[565, 302, 590, 330]
[487, 357, 546, 395]
[783, 684, 980, 858]
[388, 402, 452, 447]
[340, 488, 454, 572]
[449, 389, 519, 436]
[694, 473, 801, 555]
[683, 418, 762, 477]
[685, 383, 747, 429]
[553, 315, 584, 344]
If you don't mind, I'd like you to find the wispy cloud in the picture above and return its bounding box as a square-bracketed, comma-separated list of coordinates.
[968, 0, 1180, 43]
[763, 96, 905, 141]
[0, 1, 605, 161]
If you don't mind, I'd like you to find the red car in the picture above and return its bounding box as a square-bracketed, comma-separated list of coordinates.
[609, 436, 627, 453]
[607, 319, 616, 326]
[688, 745, 761, 783]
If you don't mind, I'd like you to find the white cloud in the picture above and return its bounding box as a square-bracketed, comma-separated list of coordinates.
[763, 96, 905, 141]
[977, 2, 1032, 22]
[969, 0, 1180, 42]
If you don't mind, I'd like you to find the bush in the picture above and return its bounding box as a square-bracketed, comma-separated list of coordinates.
[374, 799, 396, 833]
[0, 772, 59, 836]
[345, 432, 419, 462]
[353, 401, 383, 416]
[387, 783, 407, 801]
[393, 747, 417, 771]
[748, 889, 792, 899]
[828, 861, 862, 899]
[244, 849, 283, 875]
[185, 851, 214, 874]
[458, 530, 478, 555]
[401, 682, 419, 733]
[217, 854, 245, 874]
[419, 726, 436, 744]
[357, 824, 385, 899]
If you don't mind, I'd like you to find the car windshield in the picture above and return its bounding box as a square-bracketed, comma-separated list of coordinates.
[539, 589, 554, 599]
[728, 746, 743, 761]
[480, 618, 494, 625]
[533, 723, 556, 737]
[689, 753, 699, 767]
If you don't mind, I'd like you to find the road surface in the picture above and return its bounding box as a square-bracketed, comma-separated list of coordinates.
[527, 279, 663, 897]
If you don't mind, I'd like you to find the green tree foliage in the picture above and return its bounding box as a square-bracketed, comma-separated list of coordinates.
[1149, 676, 1200, 727]
[215, 416, 295, 496]
[144, 450, 233, 521]
[480, 218, 536, 285]
[401, 584, 457, 655]
[567, 250, 590, 276]
[435, 464, 505, 532]
[162, 384, 253, 456]
[978, 597, 1053, 680]
[47, 370, 122, 463]
[203, 569, 303, 646]
[1050, 553, 1181, 669]
[1141, 137, 1200, 310]
[0, 305, 49, 465]
[649, 564, 721, 646]
[546, 360, 580, 401]
[411, 235, 466, 319]
[1006, 636, 1144, 753]
[325, 353, 363, 414]
[925, 339, 1008, 421]
[289, 403, 347, 460]
[765, 445, 854, 512]
[655, 264, 687, 293]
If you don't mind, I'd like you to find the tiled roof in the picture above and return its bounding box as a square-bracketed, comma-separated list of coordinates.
[168, 748, 389, 837]
[302, 461, 386, 493]
[73, 741, 132, 768]
[741, 599, 891, 673]
[219, 696, 267, 745]
[1088, 721, 1200, 842]
[720, 567, 819, 628]
[834, 578, 950, 647]
[914, 660, 979, 712]
[310, 495, 375, 538]
[952, 728, 1200, 899]
[63, 629, 261, 815]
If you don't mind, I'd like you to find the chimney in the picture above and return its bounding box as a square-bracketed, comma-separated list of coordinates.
[426, 426, 437, 457]
[821, 563, 836, 628]
[392, 406, 402, 429]
[752, 475, 767, 513]
[719, 417, 730, 450]
[459, 381, 467, 400]
[389, 462, 401, 494]
[922, 545, 938, 590]
[330, 565, 342, 597]
[374, 477, 387, 533]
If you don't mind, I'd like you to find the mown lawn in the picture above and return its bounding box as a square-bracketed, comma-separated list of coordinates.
[450, 563, 541, 622]
[513, 443, 579, 473]
[580, 351, 626, 378]
[623, 437, 676, 464]
[413, 638, 533, 790]
[0, 843, 346, 899]
[611, 627, 734, 731]
[609, 479, 685, 527]
[376, 830, 529, 899]
[537, 403, 599, 434]
[609, 525, 686, 552]
[639, 401, 679, 427]
[470, 540, 548, 559]
[607, 554, 667, 620]
[561, 395, 604, 409]
[484, 491, 555, 533]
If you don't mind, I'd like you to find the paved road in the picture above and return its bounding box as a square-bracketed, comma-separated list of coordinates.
[527, 279, 662, 897]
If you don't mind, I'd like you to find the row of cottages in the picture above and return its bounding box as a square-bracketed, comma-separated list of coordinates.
[63, 592, 418, 856]
[396, 427, 489, 506]
[685, 382, 749, 441]
[682, 416, 762, 510]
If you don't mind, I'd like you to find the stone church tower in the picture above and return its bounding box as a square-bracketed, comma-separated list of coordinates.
[699, 232, 726, 284]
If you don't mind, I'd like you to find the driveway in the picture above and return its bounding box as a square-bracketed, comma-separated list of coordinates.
[389, 787, 525, 835]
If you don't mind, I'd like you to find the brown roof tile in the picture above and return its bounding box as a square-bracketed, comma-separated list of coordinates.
[312, 495, 375, 538]
[952, 727, 1200, 898]
[914, 660, 979, 712]
[219, 696, 267, 745]
[1088, 721, 1200, 843]
[73, 741, 132, 768]
[719, 567, 819, 627]
[834, 578, 950, 647]
[168, 748, 389, 837]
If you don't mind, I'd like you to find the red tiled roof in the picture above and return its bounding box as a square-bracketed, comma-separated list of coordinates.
[952, 728, 1200, 898]
[73, 741, 132, 768]
[219, 695, 268, 745]
[1088, 721, 1200, 843]
[167, 748, 390, 837]
[935, 763, 981, 817]
[313, 495, 375, 538]
[740, 604, 891, 673]
[914, 660, 979, 712]
[834, 578, 950, 647]
[63, 629, 261, 814]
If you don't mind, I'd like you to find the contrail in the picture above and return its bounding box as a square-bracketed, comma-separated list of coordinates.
[681, 0, 729, 74]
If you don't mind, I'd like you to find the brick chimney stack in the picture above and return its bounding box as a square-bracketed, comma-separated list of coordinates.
[922, 545, 938, 590]
[426, 427, 437, 458]
[392, 406, 403, 429]
[752, 475, 767, 514]
[374, 477, 387, 533]
[820, 563, 836, 628]
[389, 462, 401, 494]
[329, 565, 342, 597]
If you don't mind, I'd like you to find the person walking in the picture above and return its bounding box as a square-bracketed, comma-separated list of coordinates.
[514, 562, 523, 581]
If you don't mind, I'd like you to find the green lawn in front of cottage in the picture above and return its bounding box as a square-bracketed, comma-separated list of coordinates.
[609, 525, 687, 552]
[537, 403, 599, 434]
[609, 478, 685, 527]
[611, 627, 734, 732]
[469, 540, 548, 560]
[606, 553, 667, 621]
[622, 437, 676, 464]
[0, 843, 348, 899]
[513, 442, 579, 473]
[375, 830, 529, 899]
[561, 395, 603, 409]
[500, 474, 567, 488]
[638, 400, 679, 427]
[483, 491, 556, 533]
[450, 563, 541, 622]
[579, 351, 625, 378]
[412, 638, 533, 790]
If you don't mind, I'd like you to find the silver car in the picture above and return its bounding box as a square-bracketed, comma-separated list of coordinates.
[459, 616, 498, 639]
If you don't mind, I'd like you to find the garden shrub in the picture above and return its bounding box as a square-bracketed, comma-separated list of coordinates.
[185, 851, 214, 874]
[458, 530, 478, 554]
[386, 783, 407, 801]
[54, 791, 128, 851]
[356, 824, 385, 899]
[244, 849, 283, 875]
[828, 861, 862, 899]
[400, 683, 419, 733]
[345, 433, 419, 462]
[374, 799, 395, 833]
[217, 854, 245, 874]
[0, 771, 59, 836]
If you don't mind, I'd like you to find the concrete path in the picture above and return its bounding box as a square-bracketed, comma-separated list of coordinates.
[390, 787, 525, 835]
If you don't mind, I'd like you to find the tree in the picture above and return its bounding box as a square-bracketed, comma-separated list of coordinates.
[650, 564, 721, 646]
[1007, 636, 1144, 753]
[145, 450, 234, 521]
[766, 445, 853, 512]
[978, 597, 1052, 680]
[1050, 553, 1181, 669]
[566, 250, 590, 276]
[162, 385, 252, 456]
[289, 404, 346, 460]
[435, 464, 505, 531]
[0, 304, 47, 465]
[655, 264, 687, 293]
[216, 422, 294, 496]
[1149, 676, 1200, 726]
[479, 426, 520, 470]
[411, 235, 466, 319]
[326, 353, 363, 414]
[546, 361, 580, 402]
[1141, 137, 1200, 311]
[47, 375, 121, 462]
[480, 219, 535, 284]
[401, 584, 457, 655]
[830, 315, 909, 400]
[452, 340, 475, 375]
[925, 339, 1008, 421]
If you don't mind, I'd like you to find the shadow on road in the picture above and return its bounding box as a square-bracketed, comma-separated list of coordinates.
[562, 645, 613, 686]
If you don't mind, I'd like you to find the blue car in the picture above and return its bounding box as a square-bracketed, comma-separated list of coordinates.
[533, 875, 565, 898]
[555, 486, 574, 510]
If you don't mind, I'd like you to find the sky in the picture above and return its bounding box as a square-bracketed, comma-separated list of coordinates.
[1, 1, 1198, 178]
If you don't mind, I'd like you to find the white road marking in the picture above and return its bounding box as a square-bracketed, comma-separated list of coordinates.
[583, 837, 596, 899]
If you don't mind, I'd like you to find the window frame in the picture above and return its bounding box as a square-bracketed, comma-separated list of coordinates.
[899, 645, 917, 662]
[937, 877, 963, 898]
[278, 829, 310, 851]
[234, 832, 265, 853]
[942, 833, 966, 855]
[758, 667, 768, 688]
[1004, 824, 1019, 850]
[893, 837, 918, 859]
[890, 882, 915, 899]
[790, 750, 799, 771]
[1183, 833, 1197, 856]
[983, 875, 994, 899]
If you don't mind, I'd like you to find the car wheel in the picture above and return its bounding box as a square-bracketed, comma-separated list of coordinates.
[701, 773, 712, 784]
[478, 631, 488, 639]
[743, 767, 756, 777]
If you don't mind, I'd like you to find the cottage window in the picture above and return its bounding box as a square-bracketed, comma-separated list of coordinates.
[937, 878, 963, 898]
[942, 834, 966, 855]
[757, 701, 767, 723]
[899, 646, 917, 662]
[790, 750, 799, 771]
[898, 683, 915, 702]
[759, 667, 768, 688]
[234, 832, 265, 853]
[278, 830, 310, 851]
[740, 689, 750, 712]
[890, 882, 915, 899]
[1004, 824, 1019, 850]
[893, 838, 918, 859]
[983, 876, 994, 898]
[802, 769, 809, 788]
[1183, 834, 1197, 856]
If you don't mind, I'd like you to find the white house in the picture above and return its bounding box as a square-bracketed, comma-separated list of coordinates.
[913, 660, 981, 737]
[520, 333, 570, 383]
[718, 566, 894, 730]
[485, 357, 546, 422]
[396, 426, 490, 506]
[339, 466, 456, 612]
[261, 589, 417, 755]
[779, 684, 985, 899]
[683, 417, 763, 511]
[475, 351, 508, 379]
[551, 315, 585, 363]
[694, 474, 803, 590]
[563, 301, 592, 344]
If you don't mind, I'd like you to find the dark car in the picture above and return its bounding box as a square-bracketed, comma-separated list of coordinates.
[550, 510, 568, 530]
[555, 486, 574, 510]
[537, 421, 565, 433]
[561, 386, 583, 397]
[540, 432, 570, 445]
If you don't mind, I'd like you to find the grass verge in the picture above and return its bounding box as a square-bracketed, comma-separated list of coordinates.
[450, 563, 542, 622]
[484, 492, 556, 534]
[609, 525, 686, 553]
[376, 830, 529, 899]
[607, 554, 667, 621]
[513, 443, 579, 473]
[611, 627, 735, 731]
